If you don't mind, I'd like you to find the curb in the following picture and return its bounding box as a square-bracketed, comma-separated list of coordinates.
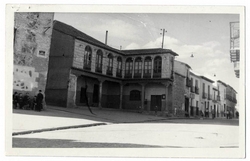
[12, 123, 107, 136]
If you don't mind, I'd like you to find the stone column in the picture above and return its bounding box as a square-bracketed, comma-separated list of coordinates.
[119, 83, 123, 109]
[141, 57, 145, 78]
[98, 79, 104, 109]
[151, 57, 154, 78]
[140, 83, 146, 111]
[132, 58, 135, 78]
[67, 73, 78, 108]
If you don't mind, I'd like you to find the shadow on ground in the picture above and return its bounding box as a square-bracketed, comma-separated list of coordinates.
[12, 137, 162, 148]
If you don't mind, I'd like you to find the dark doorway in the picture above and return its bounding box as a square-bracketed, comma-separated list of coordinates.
[93, 84, 99, 103]
[80, 87, 86, 103]
[185, 97, 189, 113]
[150, 95, 162, 111]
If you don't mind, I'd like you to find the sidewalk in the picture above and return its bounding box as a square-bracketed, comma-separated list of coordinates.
[12, 105, 168, 135]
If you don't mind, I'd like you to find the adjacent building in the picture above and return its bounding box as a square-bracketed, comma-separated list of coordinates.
[13, 12, 54, 96]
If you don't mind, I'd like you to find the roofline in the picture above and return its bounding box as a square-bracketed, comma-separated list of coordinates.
[122, 48, 179, 56]
[190, 71, 200, 77]
[200, 76, 214, 83]
[217, 80, 228, 87]
[175, 60, 192, 69]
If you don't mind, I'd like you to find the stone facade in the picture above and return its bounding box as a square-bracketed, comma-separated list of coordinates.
[13, 12, 54, 96]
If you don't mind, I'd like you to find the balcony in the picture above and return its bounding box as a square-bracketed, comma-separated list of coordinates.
[83, 62, 91, 70]
[95, 63, 102, 73]
[124, 73, 132, 78]
[106, 66, 113, 76]
[202, 92, 207, 99]
[186, 78, 192, 87]
[116, 69, 122, 78]
[217, 95, 221, 101]
[208, 94, 212, 100]
[195, 87, 199, 94]
[153, 72, 161, 78]
[191, 86, 195, 93]
[134, 72, 142, 78]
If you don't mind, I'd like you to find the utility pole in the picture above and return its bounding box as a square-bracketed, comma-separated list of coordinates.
[160, 29, 167, 48]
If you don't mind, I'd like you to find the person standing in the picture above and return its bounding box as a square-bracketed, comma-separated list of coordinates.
[18, 93, 24, 109]
[36, 90, 44, 112]
[13, 92, 18, 109]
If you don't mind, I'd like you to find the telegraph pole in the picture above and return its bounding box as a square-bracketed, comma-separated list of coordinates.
[160, 29, 167, 48]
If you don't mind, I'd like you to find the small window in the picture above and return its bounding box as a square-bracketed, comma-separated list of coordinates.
[37, 50, 46, 58]
[130, 90, 141, 101]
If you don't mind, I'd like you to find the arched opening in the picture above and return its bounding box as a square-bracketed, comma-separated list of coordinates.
[153, 56, 162, 78]
[144, 56, 152, 78]
[125, 57, 133, 78]
[116, 56, 122, 77]
[83, 46, 92, 70]
[96, 49, 103, 73]
[134, 57, 142, 78]
[107, 53, 113, 76]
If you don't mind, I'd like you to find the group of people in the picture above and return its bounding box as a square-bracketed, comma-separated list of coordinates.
[13, 90, 44, 112]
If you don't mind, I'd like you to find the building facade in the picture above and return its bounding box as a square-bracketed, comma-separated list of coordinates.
[200, 76, 214, 117]
[13, 12, 54, 96]
[190, 71, 201, 117]
[45, 21, 178, 115]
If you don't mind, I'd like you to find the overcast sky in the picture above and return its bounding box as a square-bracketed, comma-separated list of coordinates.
[54, 13, 239, 96]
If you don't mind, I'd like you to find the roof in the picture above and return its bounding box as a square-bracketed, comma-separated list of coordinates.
[190, 70, 201, 77]
[175, 60, 192, 69]
[53, 20, 179, 57]
[217, 80, 227, 87]
[122, 48, 178, 56]
[53, 20, 124, 55]
[200, 76, 214, 83]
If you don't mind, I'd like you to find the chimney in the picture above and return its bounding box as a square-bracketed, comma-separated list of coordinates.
[105, 30, 108, 45]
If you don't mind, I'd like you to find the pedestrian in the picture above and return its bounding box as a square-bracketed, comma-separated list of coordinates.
[205, 108, 209, 118]
[36, 90, 44, 112]
[155, 106, 158, 115]
[212, 109, 215, 119]
[236, 111, 239, 119]
[226, 110, 229, 119]
[13, 92, 18, 109]
[18, 93, 24, 109]
[23, 92, 30, 110]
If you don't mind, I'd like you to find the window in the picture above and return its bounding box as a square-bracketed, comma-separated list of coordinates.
[134, 57, 142, 78]
[116, 56, 122, 77]
[125, 58, 133, 78]
[83, 46, 92, 70]
[96, 49, 103, 73]
[153, 56, 162, 78]
[130, 90, 141, 101]
[144, 57, 152, 78]
[107, 54, 113, 75]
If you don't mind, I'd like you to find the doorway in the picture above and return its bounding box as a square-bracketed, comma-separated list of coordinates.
[93, 84, 99, 103]
[185, 97, 189, 114]
[80, 87, 86, 103]
[150, 95, 162, 111]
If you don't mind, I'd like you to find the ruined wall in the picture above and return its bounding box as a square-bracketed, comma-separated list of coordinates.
[14, 12, 54, 96]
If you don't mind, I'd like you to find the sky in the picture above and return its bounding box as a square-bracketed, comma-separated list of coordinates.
[54, 13, 239, 99]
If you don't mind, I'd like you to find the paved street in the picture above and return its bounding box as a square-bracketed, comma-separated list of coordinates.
[12, 106, 239, 148]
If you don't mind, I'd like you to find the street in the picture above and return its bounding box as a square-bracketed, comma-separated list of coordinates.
[12, 108, 239, 148]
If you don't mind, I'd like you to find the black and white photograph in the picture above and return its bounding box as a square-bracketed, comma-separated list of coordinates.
[4, 4, 246, 159]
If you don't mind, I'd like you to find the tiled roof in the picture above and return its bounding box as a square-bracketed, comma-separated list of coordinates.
[53, 20, 124, 54]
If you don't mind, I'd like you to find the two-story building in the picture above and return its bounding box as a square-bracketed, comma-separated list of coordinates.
[45, 21, 178, 114]
[173, 60, 192, 116]
[200, 76, 214, 117]
[190, 71, 201, 116]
